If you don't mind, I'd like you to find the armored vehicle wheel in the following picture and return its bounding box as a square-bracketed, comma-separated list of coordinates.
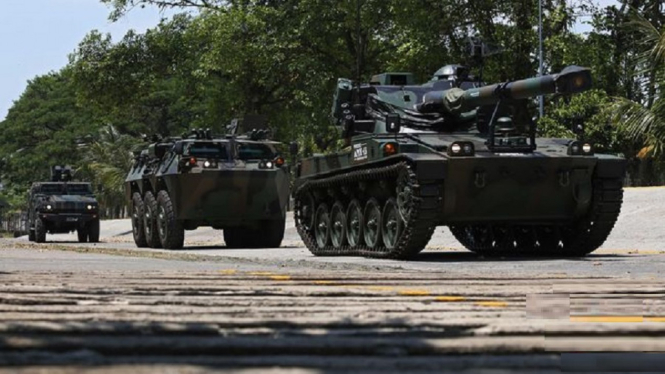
[363, 198, 382, 249]
[330, 202, 347, 249]
[314, 204, 331, 249]
[28, 230, 35, 242]
[346, 199, 364, 248]
[156, 190, 184, 250]
[382, 198, 403, 250]
[223, 227, 245, 248]
[131, 192, 148, 247]
[88, 219, 100, 243]
[77, 228, 88, 243]
[143, 191, 162, 248]
[257, 218, 285, 248]
[34, 218, 46, 243]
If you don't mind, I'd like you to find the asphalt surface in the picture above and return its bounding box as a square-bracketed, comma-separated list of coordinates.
[1, 186, 665, 373]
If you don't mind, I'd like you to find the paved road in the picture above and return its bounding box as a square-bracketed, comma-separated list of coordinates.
[1, 187, 665, 373]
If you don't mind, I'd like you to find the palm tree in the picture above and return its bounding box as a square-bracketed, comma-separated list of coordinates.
[80, 125, 138, 218]
[612, 11, 665, 158]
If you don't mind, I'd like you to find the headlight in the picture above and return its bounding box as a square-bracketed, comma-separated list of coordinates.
[46, 204, 52, 210]
[568, 141, 594, 155]
[265, 161, 274, 169]
[87, 205, 93, 210]
[204, 160, 211, 168]
[448, 142, 475, 156]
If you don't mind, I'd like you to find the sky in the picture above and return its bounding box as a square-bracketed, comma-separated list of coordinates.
[0, 0, 177, 121]
[0, 0, 619, 122]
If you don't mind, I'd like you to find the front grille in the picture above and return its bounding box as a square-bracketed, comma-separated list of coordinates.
[53, 202, 89, 214]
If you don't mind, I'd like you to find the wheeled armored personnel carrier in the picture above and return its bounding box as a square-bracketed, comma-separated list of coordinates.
[27, 166, 100, 243]
[293, 65, 626, 259]
[125, 119, 290, 249]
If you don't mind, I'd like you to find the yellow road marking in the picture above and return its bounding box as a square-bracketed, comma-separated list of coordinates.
[571, 316, 665, 323]
[219, 270, 237, 275]
[365, 286, 395, 291]
[435, 296, 466, 302]
[398, 289, 431, 296]
[313, 280, 336, 285]
[270, 275, 291, 281]
[476, 301, 508, 308]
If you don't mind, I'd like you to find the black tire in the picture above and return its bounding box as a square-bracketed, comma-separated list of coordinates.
[77, 228, 88, 243]
[88, 219, 100, 243]
[28, 229, 35, 242]
[156, 190, 184, 249]
[223, 227, 246, 248]
[256, 218, 285, 248]
[34, 218, 46, 243]
[143, 191, 162, 248]
[131, 192, 148, 247]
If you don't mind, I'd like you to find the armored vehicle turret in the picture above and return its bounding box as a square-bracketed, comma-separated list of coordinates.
[27, 166, 100, 243]
[293, 65, 626, 259]
[125, 119, 290, 250]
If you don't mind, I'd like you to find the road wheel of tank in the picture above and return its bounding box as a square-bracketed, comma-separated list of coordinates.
[363, 198, 382, 250]
[535, 226, 561, 254]
[382, 198, 403, 250]
[34, 218, 46, 243]
[77, 228, 88, 243]
[223, 228, 245, 249]
[88, 219, 100, 243]
[143, 191, 162, 248]
[346, 199, 364, 248]
[295, 192, 316, 233]
[28, 229, 35, 242]
[156, 190, 184, 250]
[131, 192, 148, 247]
[395, 169, 413, 222]
[330, 202, 347, 249]
[314, 204, 331, 249]
[449, 224, 494, 255]
[513, 226, 537, 254]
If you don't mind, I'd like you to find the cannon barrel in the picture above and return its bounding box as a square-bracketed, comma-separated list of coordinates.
[416, 65, 592, 114]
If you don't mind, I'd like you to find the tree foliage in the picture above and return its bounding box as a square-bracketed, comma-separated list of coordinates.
[4, 0, 665, 214]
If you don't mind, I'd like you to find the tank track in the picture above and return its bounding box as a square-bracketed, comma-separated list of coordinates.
[294, 161, 439, 259]
[449, 176, 624, 257]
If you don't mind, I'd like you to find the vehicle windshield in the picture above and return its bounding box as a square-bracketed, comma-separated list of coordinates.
[186, 142, 228, 158]
[66, 184, 93, 195]
[36, 183, 93, 195]
[237, 143, 275, 160]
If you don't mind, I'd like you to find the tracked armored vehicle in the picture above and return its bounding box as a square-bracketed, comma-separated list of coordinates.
[27, 166, 100, 243]
[125, 120, 290, 250]
[293, 65, 626, 259]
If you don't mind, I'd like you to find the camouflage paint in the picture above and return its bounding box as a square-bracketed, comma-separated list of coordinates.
[125, 137, 290, 230]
